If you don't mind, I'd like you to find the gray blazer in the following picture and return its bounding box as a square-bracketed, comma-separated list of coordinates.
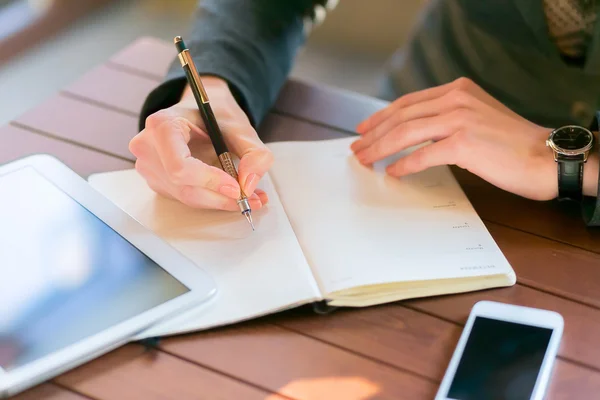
[382, 0, 600, 128]
[141, 0, 600, 128]
[139, 0, 600, 225]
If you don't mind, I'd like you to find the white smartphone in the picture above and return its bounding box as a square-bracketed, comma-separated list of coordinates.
[435, 300, 563, 400]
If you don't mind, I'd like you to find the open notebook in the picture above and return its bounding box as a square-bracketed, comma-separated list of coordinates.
[88, 137, 515, 339]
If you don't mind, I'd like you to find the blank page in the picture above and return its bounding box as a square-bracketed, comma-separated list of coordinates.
[267, 137, 514, 295]
[88, 170, 321, 338]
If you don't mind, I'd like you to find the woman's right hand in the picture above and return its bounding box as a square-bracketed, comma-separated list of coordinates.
[129, 76, 273, 211]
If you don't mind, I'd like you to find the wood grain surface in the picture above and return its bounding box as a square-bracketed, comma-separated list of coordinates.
[0, 124, 131, 176]
[10, 384, 89, 400]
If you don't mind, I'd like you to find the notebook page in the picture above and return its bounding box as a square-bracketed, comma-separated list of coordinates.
[88, 169, 321, 338]
[267, 137, 514, 295]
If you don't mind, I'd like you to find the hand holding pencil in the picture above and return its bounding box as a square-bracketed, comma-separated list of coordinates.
[128, 38, 272, 226]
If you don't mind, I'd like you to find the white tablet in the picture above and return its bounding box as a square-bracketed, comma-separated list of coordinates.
[0, 155, 217, 398]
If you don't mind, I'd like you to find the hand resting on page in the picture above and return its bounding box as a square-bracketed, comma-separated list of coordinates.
[352, 77, 599, 201]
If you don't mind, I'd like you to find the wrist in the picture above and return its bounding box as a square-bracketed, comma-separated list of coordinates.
[176, 75, 251, 127]
[180, 76, 231, 103]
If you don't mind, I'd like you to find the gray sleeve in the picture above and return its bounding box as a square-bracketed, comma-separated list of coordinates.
[139, 0, 329, 130]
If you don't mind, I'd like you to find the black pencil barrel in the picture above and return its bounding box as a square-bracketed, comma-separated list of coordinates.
[182, 64, 228, 155]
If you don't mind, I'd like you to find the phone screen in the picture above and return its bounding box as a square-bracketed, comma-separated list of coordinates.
[446, 316, 553, 400]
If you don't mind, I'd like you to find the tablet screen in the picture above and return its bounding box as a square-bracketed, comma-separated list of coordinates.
[0, 167, 189, 372]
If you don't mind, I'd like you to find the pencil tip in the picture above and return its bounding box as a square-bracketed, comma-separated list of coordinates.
[244, 211, 255, 231]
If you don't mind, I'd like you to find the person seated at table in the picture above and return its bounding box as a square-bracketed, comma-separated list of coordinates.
[130, 0, 600, 226]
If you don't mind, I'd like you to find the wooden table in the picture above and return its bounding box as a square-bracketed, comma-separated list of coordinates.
[4, 37, 600, 400]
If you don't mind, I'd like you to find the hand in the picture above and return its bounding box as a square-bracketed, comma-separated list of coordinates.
[351, 77, 567, 201]
[129, 77, 272, 210]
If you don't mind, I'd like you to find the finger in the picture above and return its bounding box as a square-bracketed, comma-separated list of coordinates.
[237, 147, 274, 196]
[134, 159, 174, 200]
[152, 117, 240, 195]
[136, 156, 222, 208]
[131, 131, 163, 177]
[176, 185, 262, 211]
[132, 135, 181, 200]
[357, 80, 462, 133]
[354, 112, 463, 165]
[133, 132, 173, 181]
[185, 187, 264, 211]
[209, 120, 273, 196]
[356, 76, 518, 135]
[385, 137, 459, 177]
[129, 128, 161, 162]
[254, 189, 269, 205]
[136, 153, 259, 211]
[248, 192, 264, 209]
[352, 91, 479, 154]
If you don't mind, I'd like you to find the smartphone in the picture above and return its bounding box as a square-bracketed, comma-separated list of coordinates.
[435, 300, 563, 400]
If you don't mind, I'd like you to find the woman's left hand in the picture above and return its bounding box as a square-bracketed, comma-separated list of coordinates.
[351, 77, 557, 201]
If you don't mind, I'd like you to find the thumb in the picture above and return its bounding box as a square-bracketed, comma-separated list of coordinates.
[221, 119, 273, 195]
[237, 146, 274, 196]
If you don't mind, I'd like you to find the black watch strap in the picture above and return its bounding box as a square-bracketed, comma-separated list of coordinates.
[558, 157, 584, 202]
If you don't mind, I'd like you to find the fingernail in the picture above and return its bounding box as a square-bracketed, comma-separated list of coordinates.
[386, 165, 398, 176]
[350, 140, 361, 152]
[249, 192, 262, 208]
[243, 173, 259, 194]
[219, 185, 240, 199]
[255, 189, 269, 204]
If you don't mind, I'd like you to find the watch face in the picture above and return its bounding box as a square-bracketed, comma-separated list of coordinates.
[551, 126, 594, 151]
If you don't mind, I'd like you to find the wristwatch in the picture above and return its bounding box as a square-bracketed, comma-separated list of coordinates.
[546, 125, 595, 202]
